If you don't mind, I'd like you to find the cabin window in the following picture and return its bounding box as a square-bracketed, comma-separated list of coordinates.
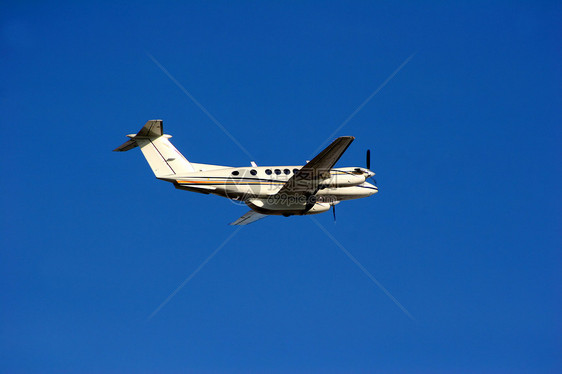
[250, 169, 257, 176]
[293, 169, 299, 174]
[231, 170, 239, 176]
[265, 169, 272, 175]
[284, 169, 290, 175]
[274, 169, 281, 175]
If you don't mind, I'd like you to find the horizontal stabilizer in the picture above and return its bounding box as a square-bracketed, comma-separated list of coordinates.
[113, 139, 138, 152]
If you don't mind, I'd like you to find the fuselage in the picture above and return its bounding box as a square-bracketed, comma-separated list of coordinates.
[164, 165, 378, 216]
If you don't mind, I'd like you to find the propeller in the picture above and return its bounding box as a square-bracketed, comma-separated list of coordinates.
[332, 150, 375, 224]
[366, 149, 378, 186]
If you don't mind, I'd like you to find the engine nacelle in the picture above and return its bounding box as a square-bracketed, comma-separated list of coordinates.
[303, 202, 331, 215]
[321, 171, 365, 187]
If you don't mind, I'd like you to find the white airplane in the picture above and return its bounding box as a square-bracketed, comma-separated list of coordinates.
[114, 120, 378, 225]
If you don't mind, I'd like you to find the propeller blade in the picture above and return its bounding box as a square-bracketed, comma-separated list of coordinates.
[366, 149, 371, 170]
[332, 204, 336, 222]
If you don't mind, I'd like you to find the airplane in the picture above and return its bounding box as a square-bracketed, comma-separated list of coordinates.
[114, 120, 378, 225]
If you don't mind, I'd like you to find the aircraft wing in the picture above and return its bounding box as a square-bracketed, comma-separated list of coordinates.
[230, 210, 268, 225]
[277, 136, 355, 196]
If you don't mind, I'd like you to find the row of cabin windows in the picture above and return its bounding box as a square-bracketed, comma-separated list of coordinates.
[231, 168, 299, 176]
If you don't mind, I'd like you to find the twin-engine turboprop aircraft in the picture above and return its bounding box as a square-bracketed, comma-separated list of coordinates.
[114, 120, 378, 225]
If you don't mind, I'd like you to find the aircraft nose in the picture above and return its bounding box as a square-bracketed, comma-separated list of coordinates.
[364, 181, 378, 195]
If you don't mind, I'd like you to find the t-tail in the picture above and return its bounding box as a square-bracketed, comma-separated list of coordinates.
[113, 120, 195, 177]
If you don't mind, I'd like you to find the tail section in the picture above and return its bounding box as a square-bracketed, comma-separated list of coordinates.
[114, 120, 195, 177]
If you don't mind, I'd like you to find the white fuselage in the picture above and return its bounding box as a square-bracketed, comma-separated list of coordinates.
[166, 165, 378, 216]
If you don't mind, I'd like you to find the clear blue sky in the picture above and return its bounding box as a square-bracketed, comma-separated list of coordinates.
[1, 1, 560, 373]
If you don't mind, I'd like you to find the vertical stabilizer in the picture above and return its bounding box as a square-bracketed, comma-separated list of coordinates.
[114, 120, 195, 177]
